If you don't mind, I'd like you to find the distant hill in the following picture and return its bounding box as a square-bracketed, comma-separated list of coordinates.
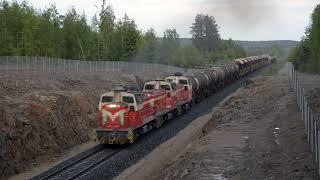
[235, 40, 298, 51]
[235, 40, 299, 59]
[175, 38, 298, 58]
[157, 38, 298, 59]
[174, 38, 298, 50]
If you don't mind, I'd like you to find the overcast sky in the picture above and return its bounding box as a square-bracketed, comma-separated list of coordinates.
[21, 0, 319, 41]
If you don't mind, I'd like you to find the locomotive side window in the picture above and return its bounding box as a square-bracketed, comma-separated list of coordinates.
[122, 96, 134, 104]
[160, 84, 171, 91]
[144, 84, 155, 90]
[101, 96, 113, 103]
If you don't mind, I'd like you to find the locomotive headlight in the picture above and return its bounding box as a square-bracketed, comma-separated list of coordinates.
[108, 104, 117, 108]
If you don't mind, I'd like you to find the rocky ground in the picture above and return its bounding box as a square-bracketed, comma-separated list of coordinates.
[118, 71, 318, 179]
[0, 69, 161, 180]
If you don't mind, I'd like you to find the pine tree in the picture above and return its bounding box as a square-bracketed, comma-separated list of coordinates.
[91, 14, 100, 60]
[190, 14, 221, 53]
[190, 14, 204, 52]
[117, 14, 140, 60]
[99, 1, 115, 60]
[160, 29, 180, 65]
[203, 15, 221, 52]
[288, 4, 320, 72]
[309, 5, 320, 71]
[139, 28, 158, 62]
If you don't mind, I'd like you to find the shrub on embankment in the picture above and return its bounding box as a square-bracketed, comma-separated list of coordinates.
[288, 4, 320, 73]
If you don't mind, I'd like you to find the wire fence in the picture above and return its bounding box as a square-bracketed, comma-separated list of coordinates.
[0, 56, 195, 74]
[285, 62, 320, 176]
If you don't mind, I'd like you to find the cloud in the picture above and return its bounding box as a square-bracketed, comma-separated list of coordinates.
[194, 0, 318, 40]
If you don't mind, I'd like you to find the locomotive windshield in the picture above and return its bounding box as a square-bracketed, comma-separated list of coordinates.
[122, 96, 134, 104]
[179, 79, 188, 85]
[160, 85, 171, 90]
[101, 96, 113, 103]
[144, 84, 155, 90]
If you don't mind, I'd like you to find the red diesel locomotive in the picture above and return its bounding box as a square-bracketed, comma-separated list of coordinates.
[95, 55, 274, 144]
[96, 76, 193, 144]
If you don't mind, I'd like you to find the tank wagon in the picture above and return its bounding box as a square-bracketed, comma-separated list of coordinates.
[95, 55, 274, 144]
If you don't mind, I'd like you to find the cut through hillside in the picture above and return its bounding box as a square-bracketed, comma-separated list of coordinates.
[0, 70, 160, 180]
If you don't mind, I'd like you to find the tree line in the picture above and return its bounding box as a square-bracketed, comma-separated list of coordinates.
[138, 14, 246, 67]
[288, 4, 320, 73]
[0, 0, 246, 67]
[0, 0, 142, 61]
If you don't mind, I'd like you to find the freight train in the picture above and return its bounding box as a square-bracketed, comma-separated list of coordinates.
[95, 55, 274, 144]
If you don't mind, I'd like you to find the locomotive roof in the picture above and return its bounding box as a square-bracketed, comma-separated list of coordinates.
[147, 80, 173, 83]
[102, 90, 142, 96]
[127, 91, 143, 95]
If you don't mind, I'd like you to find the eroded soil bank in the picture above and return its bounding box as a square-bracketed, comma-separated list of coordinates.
[0, 70, 154, 180]
[118, 73, 318, 180]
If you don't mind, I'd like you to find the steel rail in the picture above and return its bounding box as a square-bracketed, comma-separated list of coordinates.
[67, 150, 120, 180]
[37, 144, 106, 180]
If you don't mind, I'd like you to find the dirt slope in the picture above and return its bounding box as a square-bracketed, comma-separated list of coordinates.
[0, 70, 157, 180]
[118, 73, 317, 180]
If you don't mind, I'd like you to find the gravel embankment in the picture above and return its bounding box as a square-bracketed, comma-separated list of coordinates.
[133, 73, 318, 180]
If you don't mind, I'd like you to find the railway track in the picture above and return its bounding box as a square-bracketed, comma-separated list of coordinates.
[31, 145, 121, 180]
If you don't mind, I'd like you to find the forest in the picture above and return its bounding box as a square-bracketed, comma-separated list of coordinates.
[0, 0, 246, 67]
[288, 4, 320, 73]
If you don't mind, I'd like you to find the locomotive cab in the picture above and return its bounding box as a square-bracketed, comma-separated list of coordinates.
[97, 87, 145, 131]
[165, 75, 192, 90]
[165, 75, 193, 103]
[96, 85, 167, 144]
[99, 89, 139, 112]
[143, 80, 174, 92]
[143, 80, 177, 109]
